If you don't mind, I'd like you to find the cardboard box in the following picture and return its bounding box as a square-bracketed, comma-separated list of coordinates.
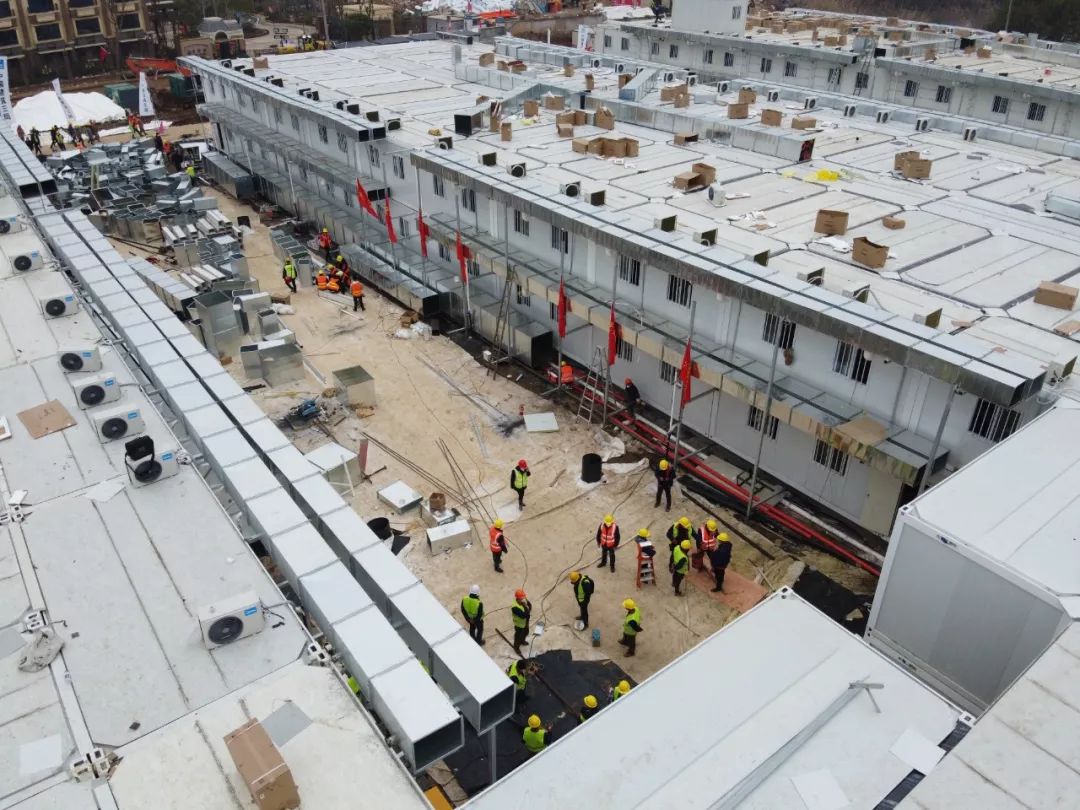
[839, 33, 848, 45]
[604, 138, 627, 158]
[977, 46, 992, 58]
[728, 103, 749, 120]
[893, 150, 919, 171]
[660, 84, 688, 101]
[496, 60, 508, 72]
[557, 124, 574, 138]
[500, 121, 512, 142]
[225, 719, 299, 810]
[252, 56, 269, 70]
[888, 30, 904, 41]
[572, 137, 592, 154]
[17, 400, 75, 439]
[489, 115, 500, 133]
[587, 138, 606, 155]
[556, 110, 575, 126]
[624, 138, 640, 157]
[594, 107, 614, 130]
[852, 237, 889, 269]
[523, 99, 539, 118]
[510, 61, 526, 74]
[886, 16, 899, 25]
[619, 73, 632, 88]
[761, 108, 783, 127]
[543, 94, 564, 111]
[674, 131, 699, 145]
[814, 209, 849, 236]
[882, 215, 906, 230]
[673, 93, 689, 109]
[573, 109, 587, 126]
[563, 64, 575, 77]
[901, 158, 932, 180]
[738, 88, 757, 104]
[479, 52, 495, 66]
[1034, 281, 1080, 310]
[693, 162, 717, 185]
[791, 116, 816, 129]
[585, 74, 595, 91]
[824, 35, 839, 46]
[1053, 320, 1080, 336]
[674, 171, 701, 190]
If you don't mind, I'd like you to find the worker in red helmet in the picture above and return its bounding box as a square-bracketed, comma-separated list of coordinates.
[510, 459, 530, 510]
[511, 588, 532, 655]
[623, 377, 641, 419]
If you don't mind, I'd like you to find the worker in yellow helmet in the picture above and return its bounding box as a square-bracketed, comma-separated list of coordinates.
[611, 680, 631, 702]
[568, 570, 594, 628]
[579, 694, 599, 723]
[523, 714, 551, 755]
[672, 539, 691, 596]
[667, 516, 693, 572]
[697, 519, 731, 593]
[595, 513, 621, 573]
[619, 598, 642, 657]
[489, 518, 508, 573]
[654, 457, 675, 511]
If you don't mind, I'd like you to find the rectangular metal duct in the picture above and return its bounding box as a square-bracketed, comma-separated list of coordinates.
[267, 523, 338, 591]
[297, 560, 374, 650]
[350, 544, 420, 615]
[431, 631, 517, 732]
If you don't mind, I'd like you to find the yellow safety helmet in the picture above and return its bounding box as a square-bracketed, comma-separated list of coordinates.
[493, 518, 504, 529]
[678, 517, 691, 528]
[322, 227, 328, 233]
[658, 459, 670, 470]
[706, 519, 718, 531]
[616, 680, 630, 693]
[336, 254, 343, 262]
[603, 514, 614, 525]
[528, 715, 541, 729]
[569, 571, 581, 582]
[622, 598, 636, 610]
[719, 532, 731, 542]
[637, 528, 650, 538]
[680, 539, 691, 551]
[584, 694, 598, 709]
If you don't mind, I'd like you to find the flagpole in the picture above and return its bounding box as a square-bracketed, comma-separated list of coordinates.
[455, 191, 470, 332]
[745, 315, 781, 520]
[415, 168, 428, 282]
[671, 300, 696, 477]
[380, 161, 398, 270]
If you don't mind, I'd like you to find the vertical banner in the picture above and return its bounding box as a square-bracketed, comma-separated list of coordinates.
[0, 57, 11, 122]
[138, 72, 156, 119]
[51, 78, 76, 123]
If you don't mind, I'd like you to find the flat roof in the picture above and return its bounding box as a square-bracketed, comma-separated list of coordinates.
[903, 401, 1080, 597]
[901, 622, 1080, 810]
[465, 590, 964, 809]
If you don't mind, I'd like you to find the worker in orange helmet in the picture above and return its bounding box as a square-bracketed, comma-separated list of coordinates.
[510, 458, 530, 510]
[623, 377, 640, 419]
[511, 588, 532, 655]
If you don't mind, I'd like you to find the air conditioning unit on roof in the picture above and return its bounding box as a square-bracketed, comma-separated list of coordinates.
[58, 347, 102, 373]
[198, 590, 264, 649]
[91, 404, 145, 443]
[72, 373, 120, 410]
[707, 182, 726, 207]
[12, 249, 43, 272]
[0, 215, 25, 234]
[877, 110, 891, 123]
[40, 293, 78, 319]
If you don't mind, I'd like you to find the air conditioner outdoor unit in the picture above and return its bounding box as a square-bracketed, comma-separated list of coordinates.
[687, 73, 697, 86]
[843, 104, 857, 117]
[124, 436, 180, 488]
[797, 267, 825, 285]
[198, 590, 264, 649]
[767, 90, 780, 102]
[654, 214, 677, 232]
[435, 135, 453, 149]
[804, 97, 817, 109]
[507, 162, 527, 178]
[876, 110, 890, 123]
[92, 404, 145, 443]
[615, 63, 626, 73]
[915, 118, 930, 131]
[842, 283, 871, 303]
[12, 250, 44, 271]
[560, 181, 581, 197]
[586, 189, 606, 206]
[72, 373, 120, 410]
[963, 127, 977, 141]
[58, 347, 102, 373]
[592, 58, 602, 68]
[707, 182, 726, 207]
[664, 71, 676, 82]
[718, 81, 730, 93]
[694, 228, 717, 246]
[0, 215, 25, 234]
[479, 151, 497, 166]
[40, 293, 78, 319]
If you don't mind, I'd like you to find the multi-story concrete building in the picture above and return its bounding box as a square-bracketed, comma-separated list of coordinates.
[184, 34, 1080, 539]
[0, 0, 152, 84]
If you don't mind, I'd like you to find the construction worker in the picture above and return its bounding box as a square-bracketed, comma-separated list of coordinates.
[510, 459, 530, 509]
[523, 715, 550, 755]
[336, 254, 350, 277]
[318, 227, 333, 259]
[461, 584, 484, 645]
[612, 680, 631, 702]
[489, 518, 508, 573]
[506, 657, 531, 699]
[579, 694, 599, 723]
[667, 516, 693, 570]
[568, 571, 594, 628]
[624, 378, 640, 418]
[350, 276, 365, 311]
[709, 530, 732, 593]
[619, 598, 642, 658]
[672, 539, 690, 596]
[595, 513, 621, 572]
[282, 259, 298, 293]
[327, 273, 341, 294]
[655, 458, 675, 511]
[511, 589, 532, 655]
[185, 163, 196, 180]
[559, 361, 574, 384]
[316, 270, 329, 291]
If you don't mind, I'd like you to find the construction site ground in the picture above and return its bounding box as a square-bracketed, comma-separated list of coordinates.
[102, 123, 879, 693]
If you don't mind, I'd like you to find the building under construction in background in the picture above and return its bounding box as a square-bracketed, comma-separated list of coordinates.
[0, 4, 1078, 809]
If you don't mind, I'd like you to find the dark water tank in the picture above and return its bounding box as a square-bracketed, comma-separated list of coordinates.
[367, 517, 392, 540]
[581, 453, 603, 484]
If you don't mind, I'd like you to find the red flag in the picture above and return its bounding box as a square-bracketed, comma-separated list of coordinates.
[607, 303, 617, 366]
[417, 210, 429, 258]
[557, 278, 568, 339]
[679, 338, 693, 406]
[385, 197, 397, 244]
[455, 231, 470, 283]
[355, 179, 376, 217]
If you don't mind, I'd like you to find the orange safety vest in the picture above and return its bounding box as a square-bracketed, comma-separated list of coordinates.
[327, 279, 340, 293]
[489, 526, 504, 553]
[351, 280, 363, 297]
[560, 365, 573, 383]
[599, 523, 618, 549]
[316, 273, 328, 290]
[699, 527, 718, 552]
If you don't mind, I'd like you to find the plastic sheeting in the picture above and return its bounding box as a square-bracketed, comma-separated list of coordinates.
[13, 90, 125, 131]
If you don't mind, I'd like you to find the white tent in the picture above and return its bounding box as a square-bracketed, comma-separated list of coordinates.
[13, 90, 125, 132]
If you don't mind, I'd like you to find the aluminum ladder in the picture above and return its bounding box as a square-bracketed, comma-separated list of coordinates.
[576, 347, 608, 424]
[487, 267, 517, 378]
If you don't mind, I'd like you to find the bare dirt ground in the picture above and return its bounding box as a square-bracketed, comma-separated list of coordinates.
[105, 136, 878, 687]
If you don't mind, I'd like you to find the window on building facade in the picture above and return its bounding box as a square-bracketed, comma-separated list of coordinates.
[762, 313, 796, 349]
[345, 188, 354, 207]
[855, 71, 869, 89]
[74, 18, 100, 34]
[273, 107, 282, 124]
[366, 144, 380, 166]
[1028, 102, 1046, 122]
[704, 49, 714, 64]
[397, 217, 410, 239]
[317, 124, 328, 143]
[813, 440, 849, 475]
[467, 258, 480, 278]
[832, 340, 872, 384]
[660, 360, 677, 383]
[513, 209, 530, 236]
[603, 34, 612, 47]
[117, 13, 139, 28]
[904, 80, 919, 98]
[935, 85, 952, 104]
[28, 0, 54, 11]
[337, 132, 348, 153]
[650, 42, 659, 55]
[731, 4, 741, 18]
[290, 113, 299, 130]
[724, 52, 735, 67]
[968, 399, 1021, 442]
[761, 57, 773, 73]
[549, 301, 558, 321]
[393, 155, 405, 179]
[666, 275, 692, 307]
[621, 38, 629, 51]
[827, 67, 842, 85]
[616, 336, 634, 362]
[618, 255, 641, 286]
[551, 224, 569, 253]
[0, 29, 14, 46]
[669, 44, 679, 58]
[461, 187, 476, 212]
[747, 405, 779, 439]
[433, 175, 445, 197]
[516, 283, 531, 306]
[784, 61, 798, 78]
[992, 95, 1009, 115]
[438, 242, 450, 261]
